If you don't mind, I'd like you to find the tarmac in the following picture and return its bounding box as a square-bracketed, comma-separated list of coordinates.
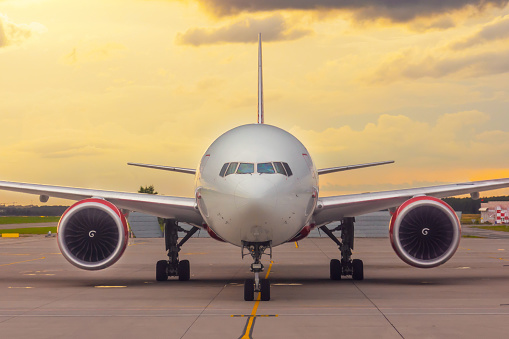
[1, 236, 509, 338]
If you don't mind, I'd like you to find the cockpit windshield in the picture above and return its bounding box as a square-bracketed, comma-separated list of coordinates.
[257, 162, 275, 174]
[237, 163, 254, 174]
[273, 162, 286, 175]
[225, 162, 238, 176]
[219, 162, 292, 177]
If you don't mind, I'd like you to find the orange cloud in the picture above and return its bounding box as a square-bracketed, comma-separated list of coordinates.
[176, 14, 312, 45]
[370, 48, 509, 82]
[191, 0, 508, 23]
[0, 13, 46, 48]
[451, 15, 509, 49]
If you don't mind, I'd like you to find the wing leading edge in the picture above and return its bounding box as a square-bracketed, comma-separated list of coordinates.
[313, 178, 509, 226]
[318, 160, 394, 175]
[0, 180, 203, 226]
[127, 162, 196, 175]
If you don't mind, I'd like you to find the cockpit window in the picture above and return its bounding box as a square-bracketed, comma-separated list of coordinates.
[237, 163, 254, 174]
[220, 161, 292, 177]
[219, 163, 229, 177]
[225, 162, 238, 176]
[273, 162, 286, 175]
[282, 162, 293, 176]
[257, 162, 275, 174]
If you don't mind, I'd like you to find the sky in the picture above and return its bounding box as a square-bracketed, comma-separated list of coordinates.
[1, 0, 509, 205]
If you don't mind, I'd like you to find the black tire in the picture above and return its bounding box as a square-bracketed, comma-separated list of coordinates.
[156, 260, 168, 281]
[352, 259, 364, 281]
[260, 279, 270, 301]
[244, 279, 255, 301]
[178, 260, 190, 281]
[330, 259, 342, 280]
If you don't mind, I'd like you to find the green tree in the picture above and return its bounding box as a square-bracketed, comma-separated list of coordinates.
[138, 185, 158, 195]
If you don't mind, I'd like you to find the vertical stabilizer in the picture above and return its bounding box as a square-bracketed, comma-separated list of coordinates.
[257, 33, 264, 124]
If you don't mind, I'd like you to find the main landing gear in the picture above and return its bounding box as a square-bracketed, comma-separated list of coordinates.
[156, 219, 199, 282]
[242, 241, 272, 301]
[320, 217, 364, 281]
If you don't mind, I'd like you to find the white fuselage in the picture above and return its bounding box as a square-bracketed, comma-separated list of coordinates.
[195, 124, 319, 247]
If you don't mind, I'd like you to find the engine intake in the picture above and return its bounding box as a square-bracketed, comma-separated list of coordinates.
[57, 199, 128, 270]
[389, 196, 461, 268]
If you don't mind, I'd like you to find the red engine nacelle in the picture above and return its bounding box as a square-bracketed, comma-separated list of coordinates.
[389, 196, 461, 268]
[57, 198, 128, 270]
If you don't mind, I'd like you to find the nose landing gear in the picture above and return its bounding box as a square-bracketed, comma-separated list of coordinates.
[242, 241, 272, 301]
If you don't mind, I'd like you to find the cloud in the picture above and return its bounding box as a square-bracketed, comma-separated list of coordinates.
[408, 16, 456, 31]
[320, 180, 451, 193]
[290, 111, 509, 194]
[291, 110, 490, 163]
[63, 42, 126, 65]
[176, 15, 312, 46]
[14, 134, 122, 159]
[0, 13, 46, 48]
[370, 49, 509, 82]
[451, 15, 509, 49]
[194, 0, 509, 22]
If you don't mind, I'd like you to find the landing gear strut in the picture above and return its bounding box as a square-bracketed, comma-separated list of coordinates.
[156, 219, 199, 282]
[242, 241, 272, 301]
[320, 217, 364, 281]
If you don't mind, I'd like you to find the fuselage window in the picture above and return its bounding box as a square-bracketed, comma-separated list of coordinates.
[273, 162, 286, 175]
[225, 162, 238, 176]
[237, 163, 254, 174]
[219, 163, 229, 177]
[257, 162, 275, 174]
[282, 162, 293, 176]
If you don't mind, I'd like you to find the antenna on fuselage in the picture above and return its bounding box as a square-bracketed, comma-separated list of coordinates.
[257, 33, 264, 124]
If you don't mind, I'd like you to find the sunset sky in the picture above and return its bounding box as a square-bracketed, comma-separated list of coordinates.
[1, 0, 509, 205]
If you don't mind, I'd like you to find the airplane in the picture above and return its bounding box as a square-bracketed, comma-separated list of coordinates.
[2, 34, 509, 302]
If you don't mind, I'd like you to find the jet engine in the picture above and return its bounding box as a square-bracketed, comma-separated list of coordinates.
[57, 198, 128, 270]
[389, 196, 461, 268]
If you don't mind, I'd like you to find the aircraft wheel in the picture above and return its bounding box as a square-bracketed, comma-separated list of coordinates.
[330, 259, 342, 280]
[244, 279, 255, 301]
[260, 279, 270, 301]
[178, 260, 190, 281]
[352, 259, 364, 281]
[156, 260, 168, 281]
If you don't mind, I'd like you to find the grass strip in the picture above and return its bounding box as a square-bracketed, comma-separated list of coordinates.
[472, 225, 509, 233]
[0, 227, 57, 235]
[461, 214, 481, 224]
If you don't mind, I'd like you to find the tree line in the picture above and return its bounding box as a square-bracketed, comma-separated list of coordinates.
[0, 205, 69, 216]
[442, 196, 509, 214]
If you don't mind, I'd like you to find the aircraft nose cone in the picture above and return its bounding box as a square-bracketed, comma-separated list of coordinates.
[234, 177, 277, 212]
[235, 177, 278, 243]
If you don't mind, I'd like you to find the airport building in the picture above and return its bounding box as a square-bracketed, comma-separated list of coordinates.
[128, 210, 465, 238]
[479, 202, 509, 224]
[128, 211, 392, 239]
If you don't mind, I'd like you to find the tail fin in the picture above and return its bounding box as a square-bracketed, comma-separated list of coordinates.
[257, 33, 264, 124]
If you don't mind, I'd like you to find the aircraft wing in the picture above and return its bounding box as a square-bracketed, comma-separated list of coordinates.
[127, 162, 196, 175]
[317, 160, 394, 175]
[313, 178, 509, 226]
[0, 180, 203, 226]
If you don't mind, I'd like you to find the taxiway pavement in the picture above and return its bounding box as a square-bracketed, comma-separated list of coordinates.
[1, 236, 509, 338]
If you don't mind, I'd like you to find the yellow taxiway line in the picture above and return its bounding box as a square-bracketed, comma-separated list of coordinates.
[240, 260, 274, 339]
